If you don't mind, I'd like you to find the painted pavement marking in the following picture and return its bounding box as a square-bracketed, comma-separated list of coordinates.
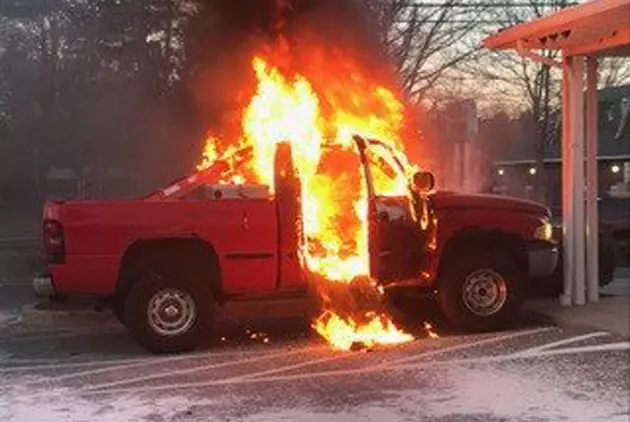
[23, 344, 327, 389]
[374, 326, 556, 369]
[83, 327, 559, 395]
[514, 331, 611, 355]
[87, 347, 348, 392]
[0, 346, 297, 373]
[82, 339, 630, 394]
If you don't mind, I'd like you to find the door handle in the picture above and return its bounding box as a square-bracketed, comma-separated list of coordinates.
[241, 213, 250, 230]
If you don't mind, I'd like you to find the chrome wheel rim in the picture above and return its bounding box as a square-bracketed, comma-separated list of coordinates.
[462, 269, 508, 317]
[147, 288, 197, 337]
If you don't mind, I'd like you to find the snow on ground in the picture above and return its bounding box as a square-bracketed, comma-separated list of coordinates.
[243, 363, 628, 422]
[0, 346, 630, 422]
[0, 387, 219, 422]
[0, 310, 16, 327]
[1, 360, 626, 422]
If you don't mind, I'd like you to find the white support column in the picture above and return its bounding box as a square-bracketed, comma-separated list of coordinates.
[570, 56, 586, 306]
[561, 57, 574, 307]
[586, 56, 599, 303]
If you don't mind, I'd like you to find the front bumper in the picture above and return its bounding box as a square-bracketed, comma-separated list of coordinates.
[527, 240, 559, 278]
[33, 273, 57, 298]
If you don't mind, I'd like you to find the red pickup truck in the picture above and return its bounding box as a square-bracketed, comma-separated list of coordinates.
[34, 137, 558, 353]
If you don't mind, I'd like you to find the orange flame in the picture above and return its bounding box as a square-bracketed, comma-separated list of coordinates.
[313, 311, 413, 351]
[198, 52, 415, 350]
[424, 321, 440, 339]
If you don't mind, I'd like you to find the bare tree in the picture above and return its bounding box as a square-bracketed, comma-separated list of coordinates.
[363, 0, 486, 104]
[468, 0, 574, 203]
[473, 0, 630, 203]
[0, 0, 202, 203]
[599, 57, 630, 88]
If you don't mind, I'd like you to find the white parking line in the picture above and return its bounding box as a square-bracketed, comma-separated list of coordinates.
[25, 345, 327, 388]
[81, 340, 630, 394]
[82, 327, 555, 395]
[522, 341, 630, 357]
[391, 341, 630, 371]
[34, 327, 552, 392]
[515, 331, 611, 355]
[0, 347, 301, 373]
[87, 347, 344, 391]
[375, 326, 556, 368]
[202, 351, 354, 383]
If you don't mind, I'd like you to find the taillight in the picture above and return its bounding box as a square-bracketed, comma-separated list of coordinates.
[43, 219, 65, 263]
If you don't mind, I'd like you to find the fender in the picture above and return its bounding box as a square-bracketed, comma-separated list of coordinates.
[116, 236, 222, 304]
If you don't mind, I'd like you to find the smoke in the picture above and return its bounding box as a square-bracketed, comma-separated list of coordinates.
[186, 0, 402, 146]
[195, 0, 388, 62]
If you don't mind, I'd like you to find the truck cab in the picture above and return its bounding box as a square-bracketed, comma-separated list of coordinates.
[356, 136, 559, 332]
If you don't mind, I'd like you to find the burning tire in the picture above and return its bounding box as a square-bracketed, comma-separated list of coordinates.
[123, 266, 215, 353]
[438, 250, 523, 332]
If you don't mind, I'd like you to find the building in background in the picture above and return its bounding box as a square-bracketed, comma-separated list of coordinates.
[425, 99, 488, 192]
[491, 84, 630, 206]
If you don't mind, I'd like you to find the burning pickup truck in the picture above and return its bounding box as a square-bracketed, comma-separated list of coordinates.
[34, 135, 558, 353]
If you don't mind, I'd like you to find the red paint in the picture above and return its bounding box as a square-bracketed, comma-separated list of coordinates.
[44, 198, 278, 295]
[425, 191, 551, 283]
[42, 170, 552, 300]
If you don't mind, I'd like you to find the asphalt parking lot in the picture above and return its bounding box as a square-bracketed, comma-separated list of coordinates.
[0, 237, 629, 422]
[1, 312, 629, 421]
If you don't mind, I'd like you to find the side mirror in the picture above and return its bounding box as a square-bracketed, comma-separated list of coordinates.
[413, 171, 435, 193]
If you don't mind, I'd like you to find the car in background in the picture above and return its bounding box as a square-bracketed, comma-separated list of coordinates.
[599, 196, 630, 266]
[528, 211, 618, 297]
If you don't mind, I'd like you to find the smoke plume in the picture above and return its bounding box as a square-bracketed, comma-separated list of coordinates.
[186, 0, 404, 147]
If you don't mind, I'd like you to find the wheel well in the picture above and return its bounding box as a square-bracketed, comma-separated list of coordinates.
[438, 230, 527, 279]
[116, 237, 221, 306]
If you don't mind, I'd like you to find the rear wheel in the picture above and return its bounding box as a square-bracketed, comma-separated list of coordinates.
[438, 250, 523, 332]
[123, 266, 215, 353]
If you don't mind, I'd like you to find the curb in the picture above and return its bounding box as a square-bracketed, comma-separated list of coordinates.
[522, 308, 621, 337]
[522, 299, 630, 337]
[520, 308, 564, 328]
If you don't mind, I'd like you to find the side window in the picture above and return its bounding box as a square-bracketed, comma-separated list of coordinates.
[365, 148, 408, 198]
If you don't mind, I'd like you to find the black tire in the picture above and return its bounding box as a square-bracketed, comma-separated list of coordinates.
[123, 267, 215, 354]
[438, 250, 523, 332]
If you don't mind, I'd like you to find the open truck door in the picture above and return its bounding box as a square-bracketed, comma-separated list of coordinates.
[353, 135, 434, 287]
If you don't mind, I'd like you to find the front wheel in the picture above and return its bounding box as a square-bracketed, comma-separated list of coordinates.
[438, 251, 523, 332]
[124, 270, 215, 353]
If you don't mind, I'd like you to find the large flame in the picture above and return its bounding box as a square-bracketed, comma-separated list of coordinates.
[199, 52, 415, 350]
